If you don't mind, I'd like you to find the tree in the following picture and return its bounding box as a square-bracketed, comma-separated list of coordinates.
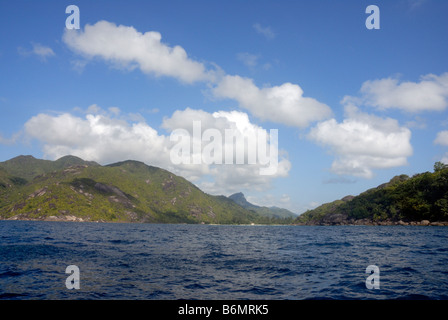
[434, 161, 448, 172]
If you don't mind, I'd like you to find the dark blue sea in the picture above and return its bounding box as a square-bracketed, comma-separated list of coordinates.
[1, 221, 447, 300]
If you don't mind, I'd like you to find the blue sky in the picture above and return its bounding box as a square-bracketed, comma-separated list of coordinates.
[1, 0, 448, 214]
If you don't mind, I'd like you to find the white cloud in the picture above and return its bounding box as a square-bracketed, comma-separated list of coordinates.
[24, 107, 290, 195]
[0, 132, 20, 145]
[405, 116, 427, 129]
[237, 52, 259, 67]
[86, 104, 103, 114]
[18, 43, 55, 61]
[406, 0, 427, 10]
[279, 194, 291, 204]
[62, 20, 330, 128]
[347, 73, 448, 113]
[253, 23, 276, 40]
[262, 63, 272, 71]
[212, 75, 332, 128]
[308, 106, 413, 178]
[434, 130, 448, 163]
[163, 108, 291, 192]
[434, 130, 448, 146]
[162, 107, 228, 133]
[24, 112, 170, 166]
[441, 155, 448, 164]
[32, 43, 55, 59]
[63, 20, 212, 84]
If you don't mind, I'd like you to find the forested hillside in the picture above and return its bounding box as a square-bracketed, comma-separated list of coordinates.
[296, 162, 448, 225]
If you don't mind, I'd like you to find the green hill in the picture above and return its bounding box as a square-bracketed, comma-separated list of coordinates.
[0, 155, 99, 181]
[295, 162, 448, 226]
[0, 155, 264, 224]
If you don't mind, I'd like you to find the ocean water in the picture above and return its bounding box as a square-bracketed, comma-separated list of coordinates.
[0, 221, 447, 300]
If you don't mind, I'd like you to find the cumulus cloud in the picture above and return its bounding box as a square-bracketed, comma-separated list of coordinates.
[24, 107, 290, 195]
[63, 20, 212, 84]
[62, 20, 331, 128]
[163, 108, 291, 191]
[346, 73, 448, 113]
[212, 75, 332, 128]
[308, 106, 413, 178]
[24, 112, 170, 167]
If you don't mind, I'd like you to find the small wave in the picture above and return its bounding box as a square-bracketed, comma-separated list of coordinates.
[268, 267, 299, 279]
[108, 239, 129, 244]
[230, 285, 280, 296]
[0, 270, 22, 278]
[184, 283, 209, 290]
[0, 292, 29, 299]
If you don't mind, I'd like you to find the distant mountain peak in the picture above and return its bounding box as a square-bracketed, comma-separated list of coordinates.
[229, 192, 247, 201]
[228, 192, 296, 218]
[229, 192, 255, 208]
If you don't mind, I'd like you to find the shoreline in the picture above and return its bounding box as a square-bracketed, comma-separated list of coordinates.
[294, 219, 448, 226]
[1, 216, 448, 226]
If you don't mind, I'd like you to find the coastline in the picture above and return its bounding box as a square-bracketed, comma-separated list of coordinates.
[2, 215, 448, 226]
[294, 219, 448, 226]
